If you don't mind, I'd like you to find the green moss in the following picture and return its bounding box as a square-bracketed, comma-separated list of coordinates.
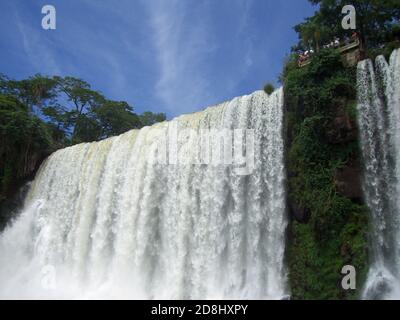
[345, 101, 358, 123]
[284, 49, 369, 299]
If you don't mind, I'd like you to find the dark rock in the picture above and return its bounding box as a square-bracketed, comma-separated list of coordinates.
[0, 150, 49, 230]
[325, 99, 358, 144]
[326, 114, 357, 144]
[334, 157, 363, 200]
[288, 200, 311, 223]
[0, 181, 31, 231]
[342, 49, 361, 67]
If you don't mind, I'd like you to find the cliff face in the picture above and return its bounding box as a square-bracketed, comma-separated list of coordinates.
[0, 149, 49, 230]
[0, 95, 55, 230]
[283, 49, 368, 299]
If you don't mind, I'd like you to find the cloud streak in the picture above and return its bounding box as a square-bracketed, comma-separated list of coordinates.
[144, 0, 218, 115]
[14, 10, 61, 76]
[1, 0, 316, 118]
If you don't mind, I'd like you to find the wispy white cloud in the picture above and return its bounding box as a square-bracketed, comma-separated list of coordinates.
[13, 0, 132, 100]
[237, 0, 253, 33]
[143, 0, 218, 115]
[14, 11, 61, 76]
[218, 0, 255, 95]
[5, 0, 277, 118]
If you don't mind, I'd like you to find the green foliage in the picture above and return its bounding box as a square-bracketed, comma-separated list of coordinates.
[94, 100, 142, 139]
[0, 74, 167, 226]
[366, 40, 400, 61]
[139, 111, 166, 127]
[0, 94, 53, 205]
[289, 209, 368, 300]
[295, 0, 400, 54]
[283, 47, 369, 299]
[1, 74, 167, 144]
[0, 74, 58, 112]
[285, 49, 356, 116]
[294, 12, 332, 52]
[346, 101, 358, 123]
[263, 83, 275, 95]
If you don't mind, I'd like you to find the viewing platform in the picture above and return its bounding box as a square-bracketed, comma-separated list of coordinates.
[338, 39, 360, 53]
[298, 39, 360, 68]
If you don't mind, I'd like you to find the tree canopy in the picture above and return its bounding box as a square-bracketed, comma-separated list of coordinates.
[0, 73, 166, 211]
[294, 0, 400, 53]
[0, 74, 166, 144]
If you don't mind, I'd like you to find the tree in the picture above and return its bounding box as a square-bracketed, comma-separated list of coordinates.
[387, 22, 400, 41]
[306, 0, 400, 55]
[294, 13, 332, 52]
[1, 73, 167, 226]
[0, 74, 58, 113]
[54, 76, 106, 142]
[55, 76, 105, 115]
[94, 100, 142, 138]
[0, 94, 53, 203]
[1, 74, 167, 145]
[139, 111, 166, 127]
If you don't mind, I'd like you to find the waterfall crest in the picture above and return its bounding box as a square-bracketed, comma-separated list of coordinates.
[357, 49, 400, 299]
[0, 89, 288, 299]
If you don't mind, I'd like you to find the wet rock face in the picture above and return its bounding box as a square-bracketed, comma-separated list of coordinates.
[334, 157, 363, 201]
[0, 150, 49, 231]
[342, 49, 361, 67]
[289, 199, 311, 223]
[326, 101, 363, 201]
[326, 113, 357, 144]
[0, 182, 31, 231]
[325, 97, 358, 145]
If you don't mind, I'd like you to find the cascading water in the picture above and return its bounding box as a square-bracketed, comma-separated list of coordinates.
[357, 49, 400, 299]
[0, 89, 288, 299]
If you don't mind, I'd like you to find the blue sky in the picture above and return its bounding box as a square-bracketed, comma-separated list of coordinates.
[0, 0, 316, 118]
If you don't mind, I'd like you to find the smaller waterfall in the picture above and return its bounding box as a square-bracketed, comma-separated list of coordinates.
[357, 49, 400, 299]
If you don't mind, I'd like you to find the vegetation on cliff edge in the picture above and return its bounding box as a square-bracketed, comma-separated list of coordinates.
[283, 49, 369, 300]
[283, 0, 400, 300]
[0, 74, 166, 228]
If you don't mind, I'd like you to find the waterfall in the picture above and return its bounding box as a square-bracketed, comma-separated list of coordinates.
[357, 49, 400, 299]
[0, 89, 288, 299]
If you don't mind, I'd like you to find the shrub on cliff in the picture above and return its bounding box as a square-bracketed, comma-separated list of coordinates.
[263, 83, 275, 95]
